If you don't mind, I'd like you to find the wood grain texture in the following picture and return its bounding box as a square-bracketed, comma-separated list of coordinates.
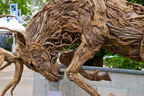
[0, 0, 143, 95]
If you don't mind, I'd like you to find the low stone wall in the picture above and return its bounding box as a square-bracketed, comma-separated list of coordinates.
[33, 65, 144, 96]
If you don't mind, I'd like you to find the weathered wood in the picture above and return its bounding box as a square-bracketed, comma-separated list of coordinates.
[0, 0, 143, 95]
[0, 15, 15, 18]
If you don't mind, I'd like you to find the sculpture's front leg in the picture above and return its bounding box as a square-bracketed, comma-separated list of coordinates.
[66, 42, 101, 96]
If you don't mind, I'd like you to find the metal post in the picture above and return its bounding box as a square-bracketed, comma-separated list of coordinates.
[12, 33, 16, 52]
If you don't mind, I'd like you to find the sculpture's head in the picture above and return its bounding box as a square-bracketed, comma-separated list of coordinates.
[15, 31, 60, 82]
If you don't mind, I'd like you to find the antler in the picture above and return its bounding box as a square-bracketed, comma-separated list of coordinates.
[1, 59, 23, 96]
[0, 15, 24, 96]
[0, 35, 24, 96]
[0, 48, 16, 70]
[0, 27, 21, 33]
[0, 15, 15, 18]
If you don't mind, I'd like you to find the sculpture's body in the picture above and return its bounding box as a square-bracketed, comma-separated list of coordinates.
[0, 0, 143, 96]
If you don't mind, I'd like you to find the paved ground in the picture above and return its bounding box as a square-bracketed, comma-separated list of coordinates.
[0, 62, 34, 96]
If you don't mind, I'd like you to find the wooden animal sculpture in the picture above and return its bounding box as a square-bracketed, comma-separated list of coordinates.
[0, 0, 143, 95]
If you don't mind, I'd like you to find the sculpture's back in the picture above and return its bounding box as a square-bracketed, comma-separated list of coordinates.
[103, 0, 144, 62]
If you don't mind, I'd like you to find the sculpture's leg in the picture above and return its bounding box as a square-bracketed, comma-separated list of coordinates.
[66, 43, 101, 96]
[59, 50, 111, 81]
[1, 59, 23, 96]
[79, 69, 111, 81]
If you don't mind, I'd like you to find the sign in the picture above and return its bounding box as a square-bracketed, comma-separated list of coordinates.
[18, 10, 21, 18]
[9, 4, 21, 23]
[10, 4, 18, 16]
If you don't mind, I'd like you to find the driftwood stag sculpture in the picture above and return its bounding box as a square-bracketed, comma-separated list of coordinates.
[0, 0, 144, 95]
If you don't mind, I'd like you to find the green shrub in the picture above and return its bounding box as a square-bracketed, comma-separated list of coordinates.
[104, 55, 144, 70]
[127, 0, 144, 6]
[6, 37, 13, 46]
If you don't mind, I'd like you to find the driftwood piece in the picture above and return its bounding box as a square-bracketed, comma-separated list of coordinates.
[0, 0, 144, 95]
[0, 15, 15, 18]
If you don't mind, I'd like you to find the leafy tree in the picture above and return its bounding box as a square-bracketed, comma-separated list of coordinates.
[104, 55, 144, 70]
[0, 0, 50, 25]
[31, 0, 50, 11]
[21, 0, 50, 26]
[0, 0, 34, 15]
[127, 0, 144, 6]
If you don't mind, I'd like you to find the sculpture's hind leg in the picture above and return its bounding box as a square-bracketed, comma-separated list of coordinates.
[60, 50, 111, 81]
[66, 42, 102, 96]
[79, 69, 111, 81]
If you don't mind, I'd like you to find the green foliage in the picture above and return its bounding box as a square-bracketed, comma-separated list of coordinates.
[95, 50, 108, 57]
[104, 55, 144, 70]
[46, 0, 50, 2]
[6, 37, 13, 46]
[64, 42, 80, 50]
[127, 0, 144, 6]
[31, 0, 50, 10]
[0, 0, 34, 15]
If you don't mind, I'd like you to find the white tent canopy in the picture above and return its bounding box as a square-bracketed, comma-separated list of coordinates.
[0, 17, 25, 52]
[0, 18, 10, 32]
[0, 17, 25, 32]
[7, 18, 25, 31]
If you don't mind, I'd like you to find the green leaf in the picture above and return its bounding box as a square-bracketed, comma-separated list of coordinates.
[104, 55, 144, 70]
